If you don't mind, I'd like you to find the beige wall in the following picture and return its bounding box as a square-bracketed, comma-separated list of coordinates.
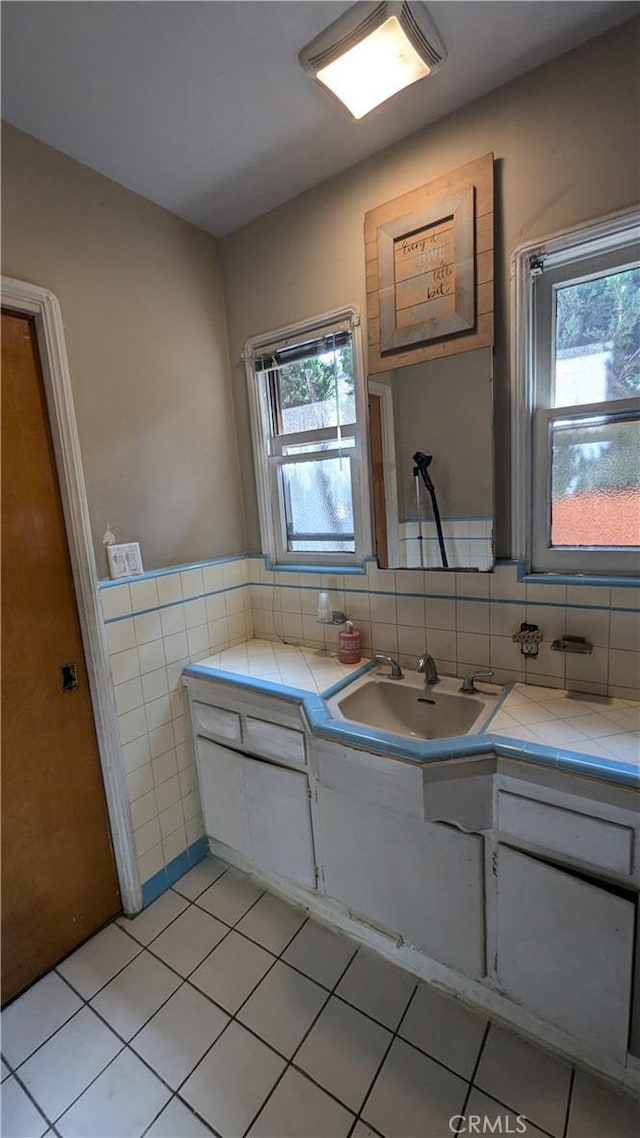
[392, 350, 493, 522]
[221, 19, 640, 558]
[2, 123, 245, 573]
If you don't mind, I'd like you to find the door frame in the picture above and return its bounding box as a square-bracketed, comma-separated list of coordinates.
[368, 380, 400, 567]
[2, 276, 141, 913]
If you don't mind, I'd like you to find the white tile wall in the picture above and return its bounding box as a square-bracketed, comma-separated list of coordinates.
[248, 558, 640, 698]
[100, 554, 639, 891]
[100, 559, 252, 888]
[398, 518, 492, 570]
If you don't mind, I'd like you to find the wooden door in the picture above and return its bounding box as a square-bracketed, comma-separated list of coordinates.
[1, 311, 120, 1003]
[368, 394, 389, 567]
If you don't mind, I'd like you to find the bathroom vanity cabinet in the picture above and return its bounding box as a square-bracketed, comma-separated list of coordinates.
[183, 672, 640, 1088]
[189, 680, 315, 889]
[314, 785, 486, 979]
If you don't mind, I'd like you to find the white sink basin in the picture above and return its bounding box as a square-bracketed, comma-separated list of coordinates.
[328, 671, 500, 740]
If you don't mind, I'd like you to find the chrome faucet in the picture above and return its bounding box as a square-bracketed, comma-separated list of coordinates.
[374, 652, 403, 679]
[416, 653, 439, 686]
[461, 670, 494, 693]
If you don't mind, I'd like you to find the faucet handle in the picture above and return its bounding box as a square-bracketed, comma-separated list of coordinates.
[461, 669, 494, 693]
[374, 652, 404, 679]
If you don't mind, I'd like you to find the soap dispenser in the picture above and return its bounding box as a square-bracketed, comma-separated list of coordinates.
[338, 621, 361, 665]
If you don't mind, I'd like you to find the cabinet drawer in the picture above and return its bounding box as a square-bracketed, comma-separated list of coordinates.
[498, 791, 634, 876]
[244, 718, 306, 767]
[192, 701, 242, 745]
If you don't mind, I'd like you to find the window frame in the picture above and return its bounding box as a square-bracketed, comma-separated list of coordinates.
[243, 306, 372, 567]
[511, 206, 640, 577]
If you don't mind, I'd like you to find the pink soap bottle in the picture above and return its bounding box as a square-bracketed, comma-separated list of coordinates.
[338, 621, 362, 665]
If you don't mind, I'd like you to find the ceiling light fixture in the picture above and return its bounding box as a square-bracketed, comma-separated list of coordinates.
[299, 1, 446, 120]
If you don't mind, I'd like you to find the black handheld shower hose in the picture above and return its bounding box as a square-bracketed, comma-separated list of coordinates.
[413, 452, 449, 569]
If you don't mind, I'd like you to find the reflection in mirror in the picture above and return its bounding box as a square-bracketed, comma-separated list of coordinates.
[368, 348, 494, 570]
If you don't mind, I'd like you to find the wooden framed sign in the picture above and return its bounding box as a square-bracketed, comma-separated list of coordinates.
[365, 154, 494, 374]
[378, 187, 475, 351]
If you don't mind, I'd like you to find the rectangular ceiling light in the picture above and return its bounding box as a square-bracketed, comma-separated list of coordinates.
[299, 1, 446, 120]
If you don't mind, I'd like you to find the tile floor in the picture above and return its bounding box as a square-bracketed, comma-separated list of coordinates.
[2, 857, 638, 1138]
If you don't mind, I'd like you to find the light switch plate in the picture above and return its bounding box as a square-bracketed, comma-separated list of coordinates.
[107, 542, 144, 578]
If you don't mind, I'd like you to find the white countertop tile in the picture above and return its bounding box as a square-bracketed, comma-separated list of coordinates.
[195, 638, 367, 696]
[190, 639, 640, 769]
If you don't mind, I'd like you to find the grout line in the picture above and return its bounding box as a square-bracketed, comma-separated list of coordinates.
[103, 582, 250, 625]
[170, 864, 229, 904]
[8, 984, 129, 1128]
[7, 876, 612, 1138]
[562, 1067, 576, 1138]
[349, 1119, 384, 1138]
[5, 1065, 55, 1132]
[456, 1019, 491, 1124]
[469, 1033, 565, 1138]
[239, 921, 360, 1137]
[166, 911, 313, 1130]
[14, 888, 477, 1131]
[144, 891, 294, 1072]
[119, 874, 231, 951]
[41, 960, 225, 1131]
[141, 1092, 223, 1138]
[7, 970, 100, 1070]
[352, 982, 418, 1130]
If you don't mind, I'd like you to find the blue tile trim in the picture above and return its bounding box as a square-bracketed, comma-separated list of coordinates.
[103, 582, 248, 625]
[100, 560, 638, 627]
[188, 836, 209, 865]
[318, 660, 377, 700]
[256, 555, 364, 578]
[185, 663, 309, 705]
[495, 558, 640, 590]
[99, 554, 247, 589]
[140, 836, 211, 907]
[476, 683, 514, 732]
[141, 868, 168, 907]
[246, 577, 638, 613]
[247, 564, 633, 609]
[522, 574, 640, 588]
[182, 662, 639, 790]
[165, 850, 190, 887]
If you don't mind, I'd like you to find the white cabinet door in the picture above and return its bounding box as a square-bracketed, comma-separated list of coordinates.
[244, 759, 316, 889]
[196, 738, 252, 859]
[315, 786, 486, 979]
[196, 737, 316, 889]
[496, 845, 634, 1062]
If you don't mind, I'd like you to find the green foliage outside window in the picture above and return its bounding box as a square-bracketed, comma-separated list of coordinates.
[277, 345, 354, 409]
[556, 267, 640, 399]
[553, 267, 639, 500]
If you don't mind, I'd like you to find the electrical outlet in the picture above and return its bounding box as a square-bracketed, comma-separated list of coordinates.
[107, 542, 143, 579]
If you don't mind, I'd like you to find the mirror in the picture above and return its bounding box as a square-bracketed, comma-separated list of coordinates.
[368, 348, 493, 570]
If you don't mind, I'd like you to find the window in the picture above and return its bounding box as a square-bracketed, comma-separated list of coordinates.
[512, 209, 640, 576]
[244, 308, 371, 566]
